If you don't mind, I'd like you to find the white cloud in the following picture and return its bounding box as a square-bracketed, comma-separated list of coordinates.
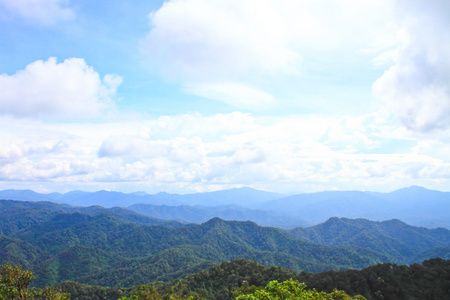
[0, 57, 121, 119]
[0, 0, 75, 25]
[142, 0, 395, 109]
[373, 0, 450, 132]
[1, 111, 448, 193]
[1, 108, 449, 193]
[142, 0, 302, 80]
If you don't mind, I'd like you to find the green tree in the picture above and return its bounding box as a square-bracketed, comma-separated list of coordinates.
[235, 279, 366, 300]
[0, 263, 36, 299]
[0, 264, 70, 300]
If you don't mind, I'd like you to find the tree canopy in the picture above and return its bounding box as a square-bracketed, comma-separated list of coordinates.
[235, 279, 365, 300]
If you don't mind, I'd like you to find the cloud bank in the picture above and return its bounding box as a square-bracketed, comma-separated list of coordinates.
[1, 112, 448, 194]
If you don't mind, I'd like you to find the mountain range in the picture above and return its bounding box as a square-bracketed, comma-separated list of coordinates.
[0, 198, 449, 288]
[1, 185, 449, 228]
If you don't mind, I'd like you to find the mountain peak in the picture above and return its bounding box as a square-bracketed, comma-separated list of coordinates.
[392, 185, 432, 193]
[203, 217, 225, 225]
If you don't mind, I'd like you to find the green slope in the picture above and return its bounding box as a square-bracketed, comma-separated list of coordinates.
[0, 235, 43, 269]
[288, 217, 450, 263]
[3, 212, 392, 287]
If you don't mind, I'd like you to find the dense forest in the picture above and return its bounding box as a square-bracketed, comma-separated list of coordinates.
[3, 258, 448, 299]
[1, 200, 402, 288]
[147, 258, 450, 300]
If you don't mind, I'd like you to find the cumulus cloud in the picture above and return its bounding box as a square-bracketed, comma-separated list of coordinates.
[0, 0, 75, 25]
[0, 57, 122, 119]
[2, 112, 450, 193]
[91, 113, 450, 192]
[373, 0, 450, 132]
[142, 0, 302, 80]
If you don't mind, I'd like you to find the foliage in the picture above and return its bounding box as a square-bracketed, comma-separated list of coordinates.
[0, 264, 68, 300]
[0, 263, 36, 299]
[34, 288, 70, 300]
[118, 284, 205, 300]
[296, 258, 450, 300]
[153, 258, 450, 300]
[235, 279, 365, 300]
[53, 281, 128, 300]
[1, 258, 443, 300]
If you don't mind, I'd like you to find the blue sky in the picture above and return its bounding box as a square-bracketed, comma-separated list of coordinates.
[1, 0, 450, 194]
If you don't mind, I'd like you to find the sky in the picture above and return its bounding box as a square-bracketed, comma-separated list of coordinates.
[0, 0, 450, 194]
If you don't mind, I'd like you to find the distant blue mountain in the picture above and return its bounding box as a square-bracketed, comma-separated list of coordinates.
[0, 189, 62, 202]
[128, 203, 307, 229]
[259, 186, 450, 229]
[172, 187, 284, 206]
[0, 186, 448, 229]
[0, 187, 283, 208]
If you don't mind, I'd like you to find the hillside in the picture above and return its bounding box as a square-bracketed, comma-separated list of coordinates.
[288, 217, 450, 264]
[0, 200, 186, 236]
[1, 202, 393, 287]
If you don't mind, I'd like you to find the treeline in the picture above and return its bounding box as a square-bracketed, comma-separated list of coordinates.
[3, 258, 449, 299]
[1, 263, 362, 300]
[50, 258, 449, 300]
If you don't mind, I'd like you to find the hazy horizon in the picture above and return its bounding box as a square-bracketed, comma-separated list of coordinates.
[0, 184, 442, 196]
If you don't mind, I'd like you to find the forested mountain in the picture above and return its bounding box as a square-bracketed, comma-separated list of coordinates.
[1, 192, 449, 292]
[1, 201, 393, 288]
[288, 217, 450, 264]
[0, 200, 186, 236]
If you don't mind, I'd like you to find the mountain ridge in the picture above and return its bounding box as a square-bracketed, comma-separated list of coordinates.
[0, 201, 401, 287]
[288, 217, 450, 263]
[2, 185, 449, 229]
